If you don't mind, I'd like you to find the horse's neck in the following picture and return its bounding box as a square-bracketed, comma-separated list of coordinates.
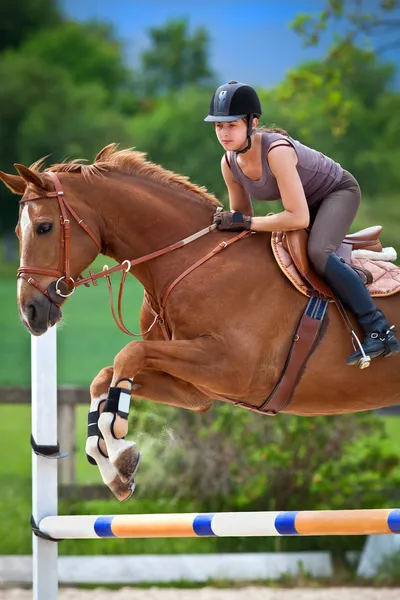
[96, 174, 215, 290]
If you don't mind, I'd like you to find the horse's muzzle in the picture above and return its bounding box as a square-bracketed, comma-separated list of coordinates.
[20, 295, 62, 336]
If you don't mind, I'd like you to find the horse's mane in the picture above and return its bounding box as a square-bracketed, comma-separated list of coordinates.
[31, 144, 221, 207]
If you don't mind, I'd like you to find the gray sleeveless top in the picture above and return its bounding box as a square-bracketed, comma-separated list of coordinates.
[228, 132, 343, 207]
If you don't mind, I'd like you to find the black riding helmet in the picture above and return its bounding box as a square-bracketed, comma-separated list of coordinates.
[204, 81, 262, 154]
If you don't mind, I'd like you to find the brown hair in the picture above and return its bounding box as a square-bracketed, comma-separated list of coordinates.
[256, 125, 289, 136]
[241, 116, 289, 137]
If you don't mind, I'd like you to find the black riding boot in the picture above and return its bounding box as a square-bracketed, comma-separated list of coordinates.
[322, 254, 400, 367]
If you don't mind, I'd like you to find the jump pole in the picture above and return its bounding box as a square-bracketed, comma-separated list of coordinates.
[39, 509, 400, 539]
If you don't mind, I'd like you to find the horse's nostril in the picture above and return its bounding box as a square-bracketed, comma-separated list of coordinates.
[27, 302, 37, 322]
[21, 298, 51, 335]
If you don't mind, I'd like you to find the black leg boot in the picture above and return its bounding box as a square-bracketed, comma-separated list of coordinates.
[322, 254, 400, 367]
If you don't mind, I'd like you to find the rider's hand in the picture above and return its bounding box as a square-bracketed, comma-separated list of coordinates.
[213, 210, 252, 232]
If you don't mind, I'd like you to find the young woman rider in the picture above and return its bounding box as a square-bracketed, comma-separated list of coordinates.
[204, 80, 400, 367]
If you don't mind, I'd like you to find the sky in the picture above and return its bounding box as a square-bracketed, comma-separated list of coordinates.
[61, 1, 400, 89]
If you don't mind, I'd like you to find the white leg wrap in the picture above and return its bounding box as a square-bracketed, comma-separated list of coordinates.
[85, 435, 120, 487]
[87, 394, 107, 435]
[102, 386, 132, 435]
[86, 395, 121, 486]
[86, 392, 138, 499]
[98, 411, 137, 466]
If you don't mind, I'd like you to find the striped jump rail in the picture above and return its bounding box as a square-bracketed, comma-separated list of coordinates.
[39, 509, 400, 539]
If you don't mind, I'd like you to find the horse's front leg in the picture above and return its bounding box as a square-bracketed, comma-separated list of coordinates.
[95, 366, 214, 497]
[98, 336, 234, 483]
[86, 366, 139, 501]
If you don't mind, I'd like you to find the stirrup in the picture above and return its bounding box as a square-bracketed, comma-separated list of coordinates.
[349, 330, 371, 369]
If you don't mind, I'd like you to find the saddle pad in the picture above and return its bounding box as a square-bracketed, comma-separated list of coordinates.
[271, 231, 400, 299]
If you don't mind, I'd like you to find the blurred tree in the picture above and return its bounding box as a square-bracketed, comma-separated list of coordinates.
[289, 0, 400, 135]
[129, 87, 226, 200]
[140, 19, 215, 96]
[270, 2, 400, 197]
[270, 44, 396, 135]
[288, 1, 400, 149]
[260, 46, 400, 195]
[21, 21, 134, 106]
[292, 0, 400, 53]
[0, 0, 62, 52]
[0, 51, 132, 233]
[0, 10, 141, 236]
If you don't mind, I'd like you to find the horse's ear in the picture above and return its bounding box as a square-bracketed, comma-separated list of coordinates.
[0, 171, 26, 195]
[95, 143, 118, 163]
[14, 164, 44, 189]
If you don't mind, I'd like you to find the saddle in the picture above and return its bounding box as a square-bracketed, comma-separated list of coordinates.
[253, 225, 400, 417]
[273, 225, 400, 298]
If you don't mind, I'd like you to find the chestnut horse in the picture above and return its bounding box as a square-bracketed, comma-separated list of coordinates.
[1, 144, 399, 501]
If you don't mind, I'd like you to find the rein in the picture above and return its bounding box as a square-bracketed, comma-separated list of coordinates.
[18, 171, 252, 337]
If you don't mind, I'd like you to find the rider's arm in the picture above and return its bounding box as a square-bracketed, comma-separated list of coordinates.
[221, 155, 254, 216]
[251, 142, 310, 232]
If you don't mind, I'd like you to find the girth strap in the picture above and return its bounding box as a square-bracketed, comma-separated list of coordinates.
[258, 295, 329, 415]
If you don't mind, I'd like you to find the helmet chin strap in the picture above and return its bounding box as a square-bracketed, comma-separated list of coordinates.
[235, 135, 252, 154]
[234, 114, 254, 155]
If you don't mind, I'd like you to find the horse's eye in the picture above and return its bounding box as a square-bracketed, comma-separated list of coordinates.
[37, 222, 53, 235]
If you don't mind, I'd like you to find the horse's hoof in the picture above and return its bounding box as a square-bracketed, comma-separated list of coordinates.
[112, 443, 141, 483]
[128, 452, 141, 486]
[120, 480, 137, 503]
[108, 475, 135, 502]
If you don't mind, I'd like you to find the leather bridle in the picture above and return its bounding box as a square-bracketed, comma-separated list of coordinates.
[18, 171, 101, 302]
[17, 171, 252, 337]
